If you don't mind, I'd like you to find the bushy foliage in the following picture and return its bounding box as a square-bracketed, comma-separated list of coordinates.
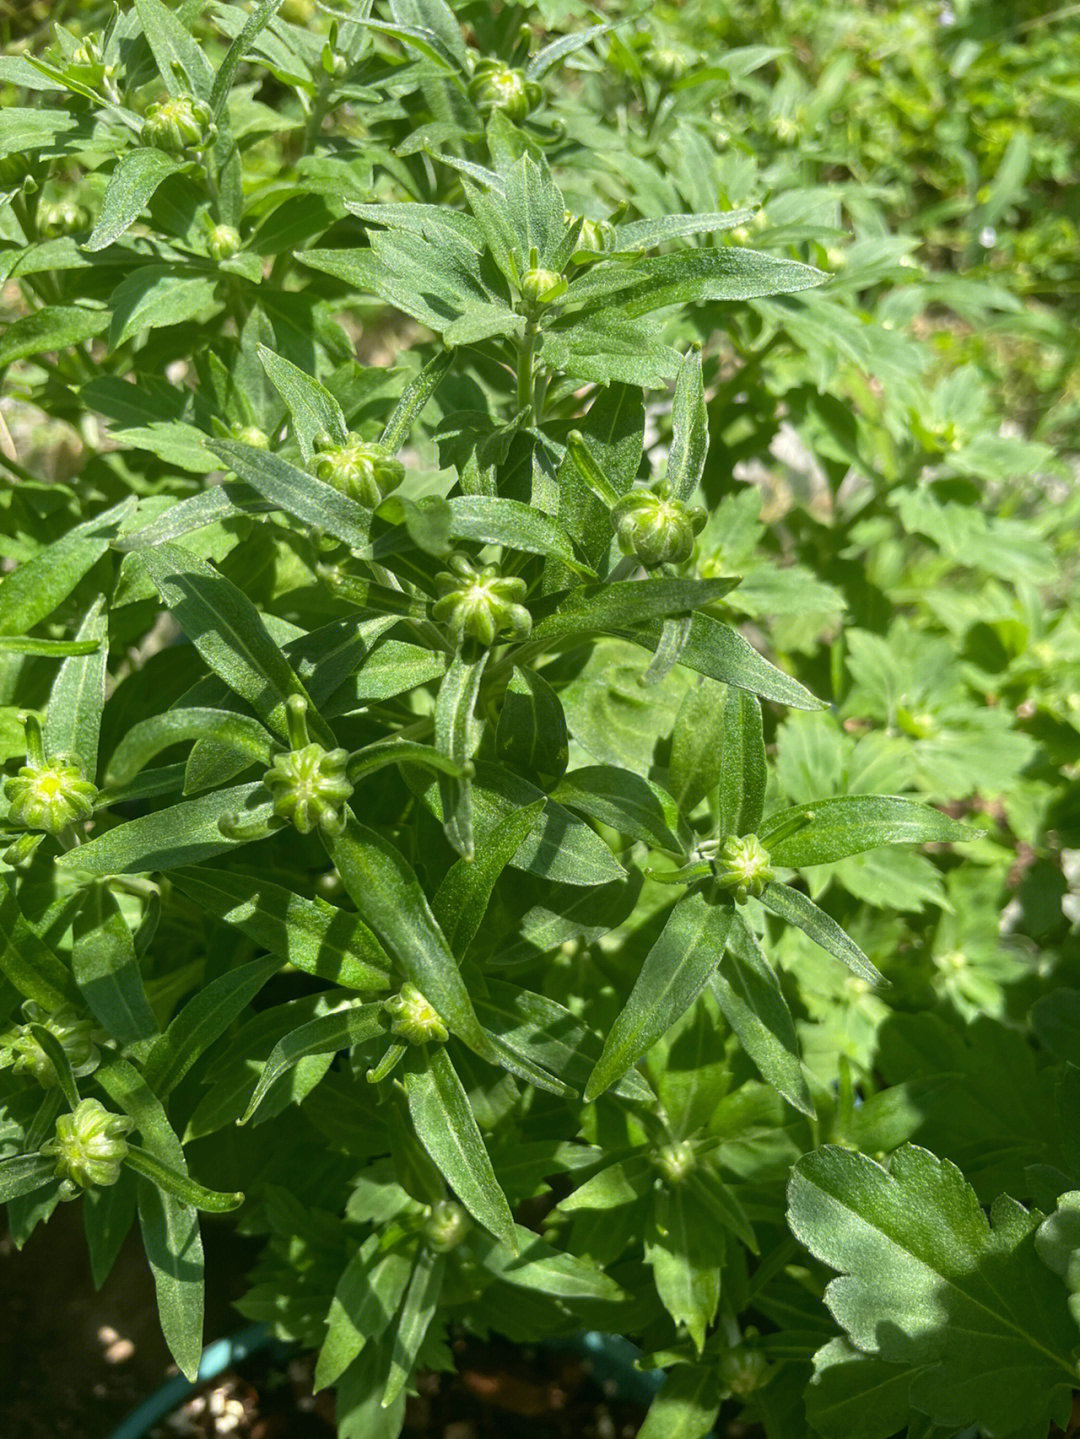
[1, 3, 1077, 1437]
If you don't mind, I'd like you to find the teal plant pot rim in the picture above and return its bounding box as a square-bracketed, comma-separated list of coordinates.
[106, 1324, 691, 1439]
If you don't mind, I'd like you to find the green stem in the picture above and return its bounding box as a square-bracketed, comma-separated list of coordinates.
[516, 318, 539, 419]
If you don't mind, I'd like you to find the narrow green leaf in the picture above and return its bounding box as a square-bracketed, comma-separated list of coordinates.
[0, 874, 75, 1009]
[241, 1000, 385, 1122]
[0, 532, 109, 637]
[57, 782, 272, 876]
[169, 868, 392, 991]
[669, 678, 725, 816]
[476, 1225, 627, 1301]
[403, 1046, 516, 1245]
[647, 1186, 720, 1351]
[209, 440, 373, 552]
[711, 916, 814, 1117]
[137, 543, 325, 745]
[432, 801, 546, 959]
[84, 1172, 137, 1290]
[134, 0, 215, 98]
[380, 350, 455, 454]
[136, 1181, 205, 1381]
[719, 688, 766, 839]
[615, 211, 756, 249]
[531, 577, 737, 646]
[0, 1154, 56, 1203]
[760, 882, 884, 985]
[210, 0, 285, 119]
[142, 956, 281, 1098]
[637, 1363, 721, 1439]
[579, 246, 825, 319]
[124, 1145, 243, 1212]
[105, 708, 276, 788]
[496, 668, 569, 790]
[553, 765, 682, 853]
[760, 795, 981, 868]
[0, 636, 101, 657]
[383, 1247, 445, 1407]
[316, 1241, 413, 1392]
[84, 149, 185, 252]
[257, 344, 347, 462]
[447, 497, 592, 575]
[0, 305, 109, 367]
[586, 890, 735, 1101]
[667, 347, 707, 503]
[326, 816, 487, 1052]
[434, 650, 486, 859]
[42, 597, 109, 778]
[72, 884, 158, 1044]
[27, 1024, 81, 1111]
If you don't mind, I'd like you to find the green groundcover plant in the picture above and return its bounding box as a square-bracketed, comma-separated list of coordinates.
[2, 3, 1080, 1437]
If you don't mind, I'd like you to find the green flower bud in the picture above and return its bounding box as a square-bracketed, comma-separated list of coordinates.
[468, 61, 542, 123]
[5, 717, 97, 838]
[231, 423, 270, 448]
[646, 46, 688, 82]
[519, 265, 565, 307]
[718, 1344, 769, 1397]
[424, 1199, 470, 1253]
[653, 1140, 696, 1186]
[712, 833, 774, 904]
[264, 743, 353, 835]
[432, 553, 532, 648]
[207, 223, 241, 261]
[611, 484, 707, 568]
[313, 435, 405, 508]
[280, 0, 315, 21]
[141, 94, 216, 154]
[565, 212, 616, 265]
[39, 200, 91, 238]
[384, 984, 448, 1045]
[42, 1098, 134, 1192]
[0, 1003, 100, 1088]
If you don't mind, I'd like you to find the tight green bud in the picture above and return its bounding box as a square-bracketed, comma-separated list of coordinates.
[712, 834, 774, 904]
[0, 1003, 100, 1088]
[313, 435, 405, 507]
[653, 1140, 696, 1186]
[646, 47, 688, 83]
[231, 423, 270, 448]
[207, 223, 241, 261]
[432, 553, 532, 648]
[264, 743, 353, 835]
[424, 1199, 470, 1252]
[468, 61, 542, 123]
[142, 94, 216, 154]
[42, 1098, 134, 1193]
[39, 200, 91, 238]
[385, 984, 448, 1045]
[611, 484, 707, 568]
[5, 716, 97, 836]
[519, 265, 565, 307]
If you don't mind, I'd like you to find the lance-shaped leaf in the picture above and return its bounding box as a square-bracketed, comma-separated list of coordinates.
[403, 1045, 516, 1246]
[210, 0, 285, 119]
[577, 246, 825, 319]
[137, 544, 327, 746]
[434, 650, 487, 859]
[788, 1144, 1078, 1439]
[170, 868, 391, 990]
[476, 1225, 627, 1302]
[0, 305, 109, 369]
[0, 522, 115, 637]
[432, 801, 546, 959]
[141, 956, 281, 1098]
[105, 709, 276, 788]
[476, 980, 652, 1104]
[326, 816, 488, 1052]
[114, 484, 270, 551]
[0, 874, 76, 1009]
[553, 765, 682, 854]
[646, 1185, 721, 1352]
[384, 1247, 446, 1407]
[241, 1000, 385, 1123]
[72, 884, 158, 1045]
[637, 1364, 721, 1439]
[256, 345, 347, 463]
[669, 678, 725, 817]
[43, 596, 109, 778]
[0, 1155, 57, 1204]
[618, 613, 824, 711]
[0, 635, 102, 657]
[667, 347, 707, 504]
[530, 577, 737, 647]
[123, 1147, 243, 1212]
[209, 439, 373, 552]
[586, 889, 736, 1101]
[446, 497, 592, 575]
[28, 1024, 81, 1111]
[380, 349, 455, 454]
[135, 0, 214, 97]
[760, 795, 980, 869]
[718, 688, 766, 840]
[496, 668, 568, 791]
[315, 1239, 413, 1392]
[761, 882, 885, 985]
[614, 211, 756, 249]
[711, 916, 814, 1117]
[84, 149, 186, 252]
[58, 783, 273, 877]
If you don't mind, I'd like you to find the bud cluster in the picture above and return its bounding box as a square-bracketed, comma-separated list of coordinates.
[468, 60, 542, 123]
[432, 554, 532, 648]
[141, 94, 217, 154]
[0, 1004, 101, 1088]
[313, 435, 405, 508]
[42, 1098, 134, 1194]
[711, 834, 774, 904]
[384, 984, 448, 1045]
[611, 483, 707, 568]
[264, 743, 353, 836]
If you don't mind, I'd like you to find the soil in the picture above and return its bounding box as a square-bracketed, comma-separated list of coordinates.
[0, 1203, 647, 1439]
